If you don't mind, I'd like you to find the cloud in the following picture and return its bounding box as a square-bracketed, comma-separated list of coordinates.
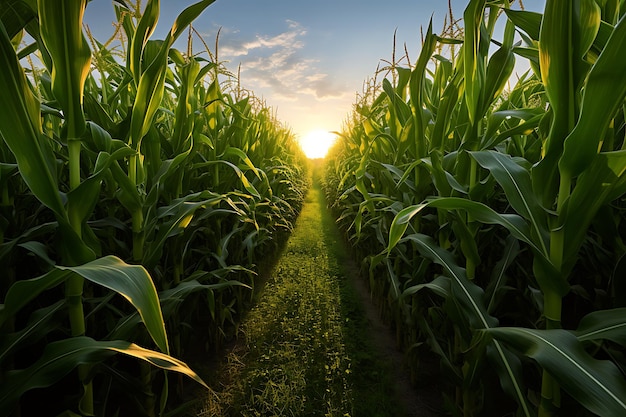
[217, 20, 350, 102]
[218, 20, 305, 57]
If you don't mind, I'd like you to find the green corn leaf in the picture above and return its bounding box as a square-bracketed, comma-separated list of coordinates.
[480, 21, 515, 116]
[0, 21, 65, 219]
[38, 0, 91, 138]
[403, 233, 496, 329]
[463, 0, 486, 125]
[110, 278, 250, 343]
[402, 233, 533, 416]
[561, 151, 626, 274]
[224, 146, 262, 180]
[470, 151, 549, 254]
[486, 235, 520, 314]
[129, 0, 216, 148]
[483, 109, 543, 147]
[387, 204, 423, 252]
[0, 336, 207, 413]
[67, 146, 135, 227]
[575, 308, 626, 344]
[430, 81, 460, 151]
[110, 161, 143, 213]
[450, 212, 481, 271]
[388, 197, 568, 297]
[382, 78, 411, 126]
[486, 327, 626, 416]
[421, 152, 467, 196]
[57, 256, 169, 354]
[143, 194, 225, 268]
[401, 275, 451, 300]
[145, 139, 193, 205]
[129, 0, 160, 82]
[129, 48, 168, 148]
[166, 0, 216, 43]
[481, 110, 544, 150]
[171, 60, 200, 153]
[17, 241, 55, 266]
[1, 0, 37, 40]
[198, 159, 261, 199]
[409, 18, 436, 157]
[389, 198, 537, 254]
[0, 268, 68, 327]
[504, 9, 542, 41]
[512, 45, 540, 75]
[539, 0, 574, 122]
[559, 14, 626, 178]
[577, 0, 601, 61]
[0, 301, 65, 363]
[0, 255, 169, 354]
[533, 0, 576, 204]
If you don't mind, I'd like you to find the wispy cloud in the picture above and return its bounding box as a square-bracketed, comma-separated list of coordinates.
[216, 20, 349, 102]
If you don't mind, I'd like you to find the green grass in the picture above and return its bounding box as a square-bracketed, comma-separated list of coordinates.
[200, 173, 405, 416]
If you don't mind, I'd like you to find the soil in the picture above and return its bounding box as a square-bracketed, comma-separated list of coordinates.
[339, 254, 445, 417]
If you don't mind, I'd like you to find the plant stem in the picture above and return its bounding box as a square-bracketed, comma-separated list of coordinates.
[540, 173, 571, 415]
[129, 153, 145, 262]
[67, 138, 94, 414]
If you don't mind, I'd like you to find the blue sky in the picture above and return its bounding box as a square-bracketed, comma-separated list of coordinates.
[84, 0, 546, 140]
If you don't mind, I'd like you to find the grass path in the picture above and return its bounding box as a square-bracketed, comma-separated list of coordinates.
[199, 178, 440, 416]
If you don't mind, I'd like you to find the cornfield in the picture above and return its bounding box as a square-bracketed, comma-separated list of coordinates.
[324, 0, 626, 416]
[0, 0, 307, 415]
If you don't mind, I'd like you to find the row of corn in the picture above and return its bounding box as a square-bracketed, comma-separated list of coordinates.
[324, 1, 626, 416]
[0, 0, 308, 415]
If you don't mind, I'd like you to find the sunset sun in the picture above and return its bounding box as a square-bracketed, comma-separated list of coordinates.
[299, 129, 338, 159]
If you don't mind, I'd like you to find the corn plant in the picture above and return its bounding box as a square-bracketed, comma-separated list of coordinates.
[325, 0, 626, 416]
[0, 0, 307, 415]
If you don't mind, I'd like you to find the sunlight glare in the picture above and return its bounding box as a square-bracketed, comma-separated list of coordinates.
[299, 129, 337, 159]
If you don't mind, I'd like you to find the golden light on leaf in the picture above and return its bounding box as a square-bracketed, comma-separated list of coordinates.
[298, 129, 337, 159]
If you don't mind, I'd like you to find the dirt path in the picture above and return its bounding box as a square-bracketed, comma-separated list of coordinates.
[331, 245, 444, 417]
[318, 182, 444, 417]
[199, 180, 444, 416]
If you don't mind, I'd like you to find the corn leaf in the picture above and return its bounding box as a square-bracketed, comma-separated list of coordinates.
[109, 278, 250, 341]
[0, 270, 67, 329]
[129, 0, 215, 148]
[403, 233, 495, 328]
[486, 235, 520, 314]
[463, 0, 486, 124]
[38, 0, 91, 138]
[0, 336, 207, 413]
[533, 0, 576, 204]
[57, 256, 169, 354]
[129, 0, 160, 82]
[480, 20, 515, 116]
[1, 0, 37, 39]
[388, 199, 537, 254]
[486, 327, 626, 416]
[401, 275, 451, 300]
[470, 151, 549, 254]
[67, 147, 135, 226]
[0, 301, 65, 363]
[143, 194, 225, 268]
[0, 21, 65, 218]
[575, 308, 626, 344]
[504, 9, 542, 41]
[402, 233, 532, 416]
[561, 151, 626, 274]
[409, 18, 436, 157]
[559, 14, 626, 177]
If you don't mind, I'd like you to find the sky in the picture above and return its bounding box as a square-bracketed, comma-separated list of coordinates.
[83, 0, 546, 155]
